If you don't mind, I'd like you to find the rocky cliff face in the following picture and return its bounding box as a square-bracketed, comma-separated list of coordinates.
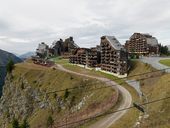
[0, 74, 52, 127]
[0, 62, 117, 128]
[1, 75, 35, 125]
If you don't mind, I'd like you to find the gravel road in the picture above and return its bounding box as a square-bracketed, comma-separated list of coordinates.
[140, 57, 170, 73]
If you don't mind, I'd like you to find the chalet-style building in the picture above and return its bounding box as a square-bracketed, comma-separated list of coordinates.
[36, 42, 49, 58]
[100, 36, 128, 76]
[69, 47, 101, 67]
[125, 33, 159, 56]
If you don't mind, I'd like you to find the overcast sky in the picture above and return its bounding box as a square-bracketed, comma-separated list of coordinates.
[0, 0, 170, 54]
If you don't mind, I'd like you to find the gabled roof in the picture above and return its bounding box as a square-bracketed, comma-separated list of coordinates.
[72, 42, 80, 48]
[105, 36, 123, 50]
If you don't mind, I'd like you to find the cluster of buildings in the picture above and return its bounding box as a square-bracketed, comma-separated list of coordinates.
[36, 37, 79, 59]
[69, 36, 128, 77]
[34, 33, 160, 78]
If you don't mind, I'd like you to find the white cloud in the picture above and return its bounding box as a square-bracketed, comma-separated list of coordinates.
[8, 38, 30, 43]
[0, 36, 7, 39]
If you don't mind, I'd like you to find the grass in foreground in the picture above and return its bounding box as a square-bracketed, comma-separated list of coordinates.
[54, 59, 170, 128]
[128, 60, 170, 128]
[54, 58, 140, 128]
[0, 61, 117, 128]
[159, 59, 170, 67]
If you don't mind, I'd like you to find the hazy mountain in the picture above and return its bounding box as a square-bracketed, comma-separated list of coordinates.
[0, 49, 22, 95]
[19, 51, 35, 59]
[0, 49, 22, 66]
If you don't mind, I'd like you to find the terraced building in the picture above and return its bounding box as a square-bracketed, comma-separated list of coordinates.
[125, 33, 159, 56]
[100, 36, 128, 77]
[69, 47, 101, 68]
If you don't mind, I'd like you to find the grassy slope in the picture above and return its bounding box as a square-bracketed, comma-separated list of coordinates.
[159, 59, 170, 67]
[10, 62, 116, 128]
[125, 60, 170, 128]
[55, 59, 170, 128]
[53, 58, 140, 128]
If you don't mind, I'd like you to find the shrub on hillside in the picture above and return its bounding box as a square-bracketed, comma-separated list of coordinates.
[6, 59, 14, 73]
[12, 118, 19, 128]
[46, 115, 54, 128]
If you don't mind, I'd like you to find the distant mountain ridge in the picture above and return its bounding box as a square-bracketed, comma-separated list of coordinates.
[0, 49, 22, 95]
[0, 49, 22, 66]
[19, 51, 35, 59]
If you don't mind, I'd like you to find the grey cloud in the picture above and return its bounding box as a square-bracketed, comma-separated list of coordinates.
[0, 19, 10, 32]
[0, 0, 170, 54]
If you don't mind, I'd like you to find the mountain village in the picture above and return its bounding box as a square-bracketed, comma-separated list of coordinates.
[32, 33, 160, 78]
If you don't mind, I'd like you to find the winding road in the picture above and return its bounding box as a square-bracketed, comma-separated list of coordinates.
[55, 64, 132, 128]
[140, 57, 170, 73]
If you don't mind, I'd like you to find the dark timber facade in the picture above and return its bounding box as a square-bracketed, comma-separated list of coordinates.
[69, 36, 128, 77]
[50, 37, 79, 57]
[69, 47, 101, 68]
[100, 36, 128, 76]
[125, 33, 159, 56]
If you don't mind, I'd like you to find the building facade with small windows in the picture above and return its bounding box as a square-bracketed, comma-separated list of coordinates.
[100, 36, 128, 76]
[69, 47, 101, 68]
[125, 33, 159, 56]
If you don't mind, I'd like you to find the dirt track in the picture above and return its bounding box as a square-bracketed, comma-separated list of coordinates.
[56, 64, 132, 128]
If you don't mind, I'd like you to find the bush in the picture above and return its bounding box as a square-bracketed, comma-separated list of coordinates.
[69, 96, 76, 109]
[46, 115, 54, 128]
[159, 44, 170, 56]
[12, 118, 19, 128]
[20, 118, 30, 128]
[64, 89, 70, 100]
[6, 59, 14, 73]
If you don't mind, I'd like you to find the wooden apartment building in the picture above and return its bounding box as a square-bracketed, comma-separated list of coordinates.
[69, 47, 101, 67]
[69, 36, 128, 77]
[100, 36, 128, 76]
[125, 33, 159, 56]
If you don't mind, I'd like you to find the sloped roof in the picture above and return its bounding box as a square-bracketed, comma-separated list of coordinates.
[130, 33, 159, 46]
[146, 37, 158, 46]
[73, 42, 80, 48]
[105, 36, 123, 50]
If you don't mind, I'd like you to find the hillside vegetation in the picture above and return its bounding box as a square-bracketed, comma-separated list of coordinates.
[54, 58, 140, 128]
[127, 60, 170, 128]
[0, 49, 22, 95]
[0, 61, 117, 128]
[159, 59, 170, 67]
[56, 58, 170, 128]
